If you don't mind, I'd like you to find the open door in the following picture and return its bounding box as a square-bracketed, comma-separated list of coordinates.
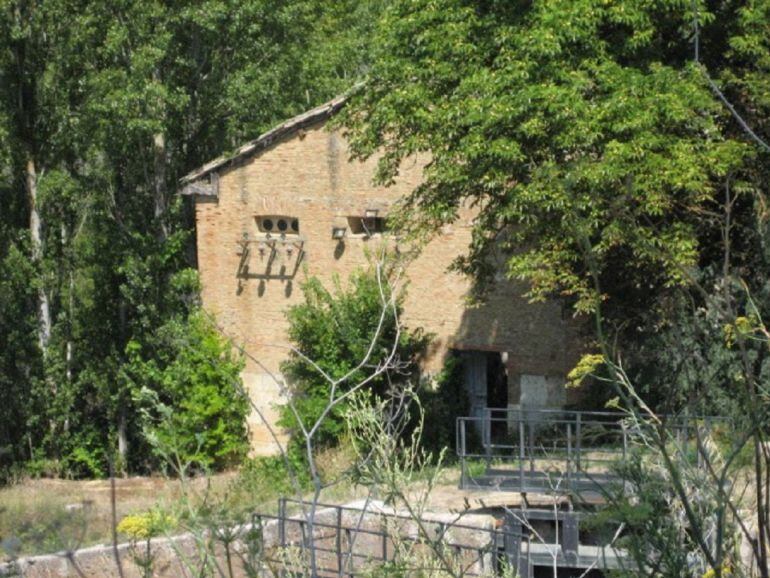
[458, 350, 508, 437]
[460, 351, 487, 422]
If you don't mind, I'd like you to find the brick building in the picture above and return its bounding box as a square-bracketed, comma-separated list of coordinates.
[181, 97, 586, 455]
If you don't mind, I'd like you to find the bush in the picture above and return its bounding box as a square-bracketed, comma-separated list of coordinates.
[236, 456, 301, 501]
[117, 509, 177, 541]
[61, 439, 106, 479]
[414, 354, 469, 458]
[278, 261, 427, 459]
[127, 311, 249, 472]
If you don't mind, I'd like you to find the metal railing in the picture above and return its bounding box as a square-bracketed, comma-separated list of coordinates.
[457, 408, 720, 494]
[252, 498, 530, 577]
[250, 498, 634, 577]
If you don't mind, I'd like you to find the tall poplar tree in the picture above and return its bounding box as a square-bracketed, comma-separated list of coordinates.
[0, 0, 386, 478]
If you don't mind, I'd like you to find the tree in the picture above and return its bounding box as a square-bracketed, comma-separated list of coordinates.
[0, 0, 389, 478]
[342, 0, 767, 326]
[343, 7, 770, 574]
[278, 257, 427, 456]
[127, 309, 249, 472]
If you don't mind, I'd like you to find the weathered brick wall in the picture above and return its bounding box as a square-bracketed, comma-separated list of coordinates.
[193, 121, 586, 455]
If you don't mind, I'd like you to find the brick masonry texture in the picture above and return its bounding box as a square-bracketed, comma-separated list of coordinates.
[192, 120, 587, 455]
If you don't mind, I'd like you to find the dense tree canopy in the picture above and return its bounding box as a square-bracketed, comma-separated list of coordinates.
[2, 0, 769, 480]
[0, 0, 384, 479]
[343, 0, 770, 324]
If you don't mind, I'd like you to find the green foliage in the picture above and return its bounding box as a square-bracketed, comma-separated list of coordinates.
[413, 355, 469, 458]
[0, 241, 41, 483]
[0, 0, 383, 479]
[343, 0, 766, 322]
[3, 504, 92, 558]
[604, 446, 739, 577]
[626, 270, 770, 417]
[278, 260, 427, 456]
[237, 456, 303, 499]
[59, 430, 108, 480]
[127, 310, 249, 472]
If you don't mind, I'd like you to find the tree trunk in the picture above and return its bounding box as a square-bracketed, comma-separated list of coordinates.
[153, 130, 168, 240]
[26, 156, 52, 354]
[118, 299, 128, 476]
[152, 68, 168, 241]
[62, 221, 73, 434]
[117, 409, 128, 477]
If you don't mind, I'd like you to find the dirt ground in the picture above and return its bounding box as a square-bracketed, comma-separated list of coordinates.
[0, 473, 238, 560]
[0, 465, 572, 562]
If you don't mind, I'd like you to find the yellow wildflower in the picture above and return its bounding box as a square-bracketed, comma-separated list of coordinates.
[567, 353, 605, 388]
[117, 510, 175, 541]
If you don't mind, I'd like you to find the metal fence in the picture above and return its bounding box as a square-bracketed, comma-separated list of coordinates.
[249, 498, 631, 577]
[457, 408, 719, 494]
[251, 498, 529, 577]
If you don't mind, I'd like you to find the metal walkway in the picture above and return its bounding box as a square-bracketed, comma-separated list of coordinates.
[457, 407, 716, 496]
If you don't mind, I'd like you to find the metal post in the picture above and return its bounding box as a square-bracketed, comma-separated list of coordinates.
[519, 418, 525, 490]
[336, 505, 343, 575]
[504, 511, 522, 576]
[345, 528, 353, 577]
[696, 423, 703, 469]
[381, 516, 388, 561]
[528, 417, 535, 473]
[622, 422, 628, 461]
[683, 409, 690, 464]
[524, 530, 532, 578]
[576, 412, 582, 472]
[299, 519, 306, 570]
[279, 497, 286, 549]
[567, 423, 573, 492]
[562, 513, 579, 566]
[460, 418, 467, 488]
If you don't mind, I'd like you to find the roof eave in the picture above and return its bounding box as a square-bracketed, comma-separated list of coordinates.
[179, 95, 348, 190]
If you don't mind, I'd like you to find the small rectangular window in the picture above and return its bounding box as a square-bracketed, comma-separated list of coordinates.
[347, 216, 387, 236]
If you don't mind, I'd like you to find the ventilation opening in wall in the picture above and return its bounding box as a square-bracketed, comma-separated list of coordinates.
[347, 215, 387, 236]
[256, 215, 299, 235]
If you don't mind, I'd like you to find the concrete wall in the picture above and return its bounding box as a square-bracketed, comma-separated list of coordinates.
[1, 502, 498, 578]
[192, 120, 586, 454]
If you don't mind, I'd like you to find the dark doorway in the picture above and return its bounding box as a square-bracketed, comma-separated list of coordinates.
[487, 352, 508, 408]
[486, 352, 508, 439]
[458, 350, 508, 435]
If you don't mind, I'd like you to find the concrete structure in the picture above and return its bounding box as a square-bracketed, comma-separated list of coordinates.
[181, 97, 586, 455]
[0, 500, 629, 577]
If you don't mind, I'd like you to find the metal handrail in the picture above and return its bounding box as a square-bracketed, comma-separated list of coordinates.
[482, 406, 723, 421]
[258, 497, 529, 576]
[457, 407, 722, 493]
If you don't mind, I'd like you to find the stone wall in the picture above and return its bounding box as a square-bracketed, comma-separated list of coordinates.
[192, 120, 586, 455]
[0, 502, 498, 578]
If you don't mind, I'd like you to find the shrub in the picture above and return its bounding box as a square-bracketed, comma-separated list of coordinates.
[413, 354, 469, 458]
[236, 456, 302, 502]
[278, 260, 427, 459]
[127, 311, 249, 472]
